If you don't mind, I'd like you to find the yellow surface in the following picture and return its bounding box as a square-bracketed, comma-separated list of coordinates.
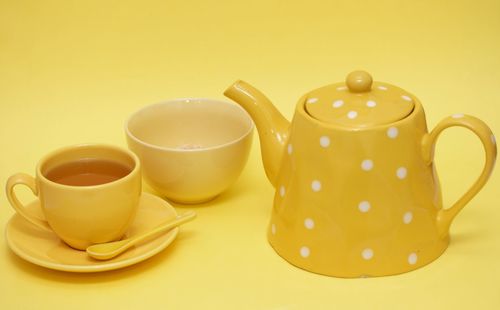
[0, 0, 499, 308]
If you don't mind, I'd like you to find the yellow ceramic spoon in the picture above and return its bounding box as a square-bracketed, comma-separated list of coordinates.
[86, 210, 197, 260]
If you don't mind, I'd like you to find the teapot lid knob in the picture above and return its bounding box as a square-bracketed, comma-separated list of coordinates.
[346, 70, 373, 93]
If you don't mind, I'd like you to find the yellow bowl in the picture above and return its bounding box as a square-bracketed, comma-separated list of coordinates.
[125, 98, 254, 204]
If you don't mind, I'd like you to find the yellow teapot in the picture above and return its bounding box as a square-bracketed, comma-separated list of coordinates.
[224, 71, 497, 277]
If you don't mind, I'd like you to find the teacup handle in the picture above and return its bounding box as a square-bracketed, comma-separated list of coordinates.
[6, 173, 52, 231]
[422, 115, 497, 238]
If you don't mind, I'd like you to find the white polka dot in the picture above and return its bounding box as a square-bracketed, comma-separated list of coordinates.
[403, 211, 413, 224]
[491, 134, 496, 145]
[452, 113, 464, 119]
[408, 253, 418, 265]
[361, 159, 374, 171]
[336, 86, 348, 91]
[362, 248, 374, 260]
[311, 180, 322, 192]
[319, 136, 330, 148]
[307, 98, 318, 104]
[377, 85, 388, 90]
[347, 111, 358, 119]
[366, 100, 377, 107]
[332, 99, 344, 108]
[287, 144, 293, 155]
[401, 95, 412, 102]
[271, 224, 276, 235]
[396, 167, 407, 179]
[358, 201, 371, 213]
[387, 127, 399, 139]
[304, 218, 315, 229]
[300, 246, 310, 258]
[279, 186, 285, 197]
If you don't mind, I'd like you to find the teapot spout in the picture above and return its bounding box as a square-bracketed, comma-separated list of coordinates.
[224, 81, 290, 188]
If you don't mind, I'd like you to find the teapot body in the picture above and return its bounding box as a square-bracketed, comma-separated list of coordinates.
[269, 100, 447, 277]
[225, 72, 496, 278]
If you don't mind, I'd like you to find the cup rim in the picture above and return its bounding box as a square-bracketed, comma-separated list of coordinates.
[36, 143, 141, 189]
[124, 98, 254, 153]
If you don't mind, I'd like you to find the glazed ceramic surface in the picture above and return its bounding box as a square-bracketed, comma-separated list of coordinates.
[5, 193, 178, 272]
[5, 144, 142, 250]
[126, 99, 254, 204]
[225, 71, 497, 277]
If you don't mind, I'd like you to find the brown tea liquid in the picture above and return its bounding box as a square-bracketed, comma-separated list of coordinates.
[45, 159, 131, 186]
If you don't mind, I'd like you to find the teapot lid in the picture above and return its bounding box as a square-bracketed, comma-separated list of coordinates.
[304, 71, 415, 127]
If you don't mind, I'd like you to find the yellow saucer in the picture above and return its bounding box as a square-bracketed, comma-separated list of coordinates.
[5, 192, 179, 272]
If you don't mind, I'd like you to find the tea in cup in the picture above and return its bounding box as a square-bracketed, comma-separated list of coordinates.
[5, 144, 142, 250]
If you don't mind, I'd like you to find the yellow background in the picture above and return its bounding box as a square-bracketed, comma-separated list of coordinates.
[1, 0, 499, 308]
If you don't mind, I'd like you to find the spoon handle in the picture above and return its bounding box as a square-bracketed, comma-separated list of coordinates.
[127, 210, 197, 247]
[86, 210, 197, 260]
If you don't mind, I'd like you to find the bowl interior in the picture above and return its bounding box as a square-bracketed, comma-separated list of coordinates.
[127, 99, 253, 150]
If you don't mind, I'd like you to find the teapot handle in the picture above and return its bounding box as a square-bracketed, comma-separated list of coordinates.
[421, 115, 497, 238]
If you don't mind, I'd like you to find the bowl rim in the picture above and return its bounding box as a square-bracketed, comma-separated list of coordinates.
[125, 98, 254, 153]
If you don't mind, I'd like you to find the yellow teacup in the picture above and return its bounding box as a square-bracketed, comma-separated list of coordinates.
[5, 144, 142, 250]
